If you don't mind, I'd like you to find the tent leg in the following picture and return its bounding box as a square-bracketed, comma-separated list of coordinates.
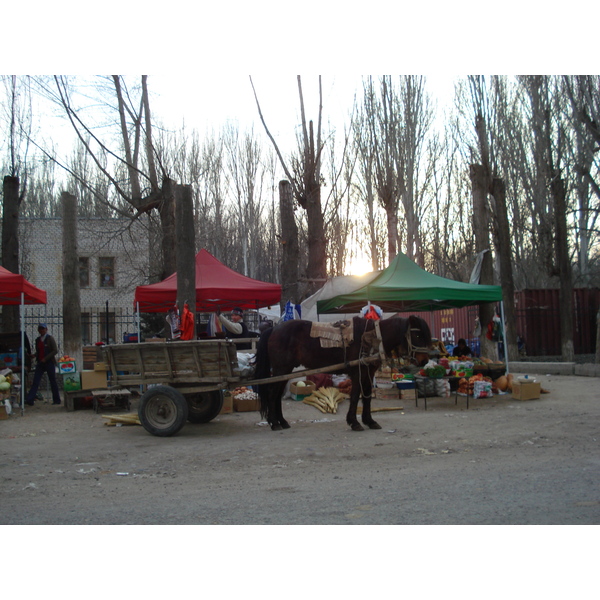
[500, 301, 509, 374]
[20, 293, 25, 416]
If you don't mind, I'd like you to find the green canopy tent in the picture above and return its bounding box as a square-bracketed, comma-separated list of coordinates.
[316, 252, 508, 369]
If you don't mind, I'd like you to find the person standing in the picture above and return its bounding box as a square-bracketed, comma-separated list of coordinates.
[218, 307, 251, 349]
[25, 323, 61, 406]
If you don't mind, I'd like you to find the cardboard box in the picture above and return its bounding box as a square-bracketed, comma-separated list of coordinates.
[63, 372, 81, 392]
[0, 352, 18, 368]
[58, 360, 77, 374]
[512, 381, 541, 401]
[374, 387, 400, 400]
[289, 380, 316, 401]
[400, 388, 417, 401]
[81, 370, 108, 390]
[220, 391, 233, 415]
[233, 394, 261, 412]
[0, 404, 8, 420]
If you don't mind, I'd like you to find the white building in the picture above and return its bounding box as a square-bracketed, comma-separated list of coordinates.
[18, 216, 150, 349]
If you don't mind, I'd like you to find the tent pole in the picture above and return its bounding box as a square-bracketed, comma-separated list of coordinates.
[500, 300, 509, 374]
[136, 302, 141, 343]
[20, 292, 25, 416]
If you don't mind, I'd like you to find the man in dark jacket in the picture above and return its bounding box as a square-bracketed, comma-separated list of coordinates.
[25, 323, 61, 406]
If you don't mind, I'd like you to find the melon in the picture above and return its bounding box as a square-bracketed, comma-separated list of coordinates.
[495, 375, 508, 392]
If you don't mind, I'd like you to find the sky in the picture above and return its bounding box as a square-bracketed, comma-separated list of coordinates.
[9, 2, 594, 155]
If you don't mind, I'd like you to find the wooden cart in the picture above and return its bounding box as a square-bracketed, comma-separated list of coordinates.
[103, 338, 380, 437]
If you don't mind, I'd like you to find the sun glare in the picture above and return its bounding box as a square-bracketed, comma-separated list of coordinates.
[347, 255, 374, 276]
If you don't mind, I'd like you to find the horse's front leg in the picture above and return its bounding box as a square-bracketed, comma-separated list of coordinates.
[346, 376, 364, 431]
[360, 374, 382, 430]
[269, 381, 290, 431]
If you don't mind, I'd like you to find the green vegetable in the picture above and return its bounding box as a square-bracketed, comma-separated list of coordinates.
[424, 365, 446, 378]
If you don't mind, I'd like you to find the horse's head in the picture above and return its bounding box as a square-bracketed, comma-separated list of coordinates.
[407, 315, 432, 349]
[403, 315, 433, 366]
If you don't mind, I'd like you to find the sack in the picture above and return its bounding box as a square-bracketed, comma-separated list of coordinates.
[416, 377, 436, 397]
[434, 378, 451, 398]
[473, 380, 493, 399]
[307, 373, 333, 388]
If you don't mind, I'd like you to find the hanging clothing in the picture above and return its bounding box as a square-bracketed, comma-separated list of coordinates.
[180, 303, 195, 340]
[166, 307, 181, 339]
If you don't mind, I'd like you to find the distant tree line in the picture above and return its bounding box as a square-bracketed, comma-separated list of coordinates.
[2, 75, 600, 360]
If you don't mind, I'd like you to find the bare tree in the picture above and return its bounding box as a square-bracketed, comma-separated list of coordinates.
[519, 76, 574, 361]
[462, 76, 518, 360]
[31, 76, 178, 281]
[1, 75, 33, 330]
[251, 75, 327, 298]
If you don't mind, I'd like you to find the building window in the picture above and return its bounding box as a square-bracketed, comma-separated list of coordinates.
[99, 257, 115, 288]
[79, 257, 90, 288]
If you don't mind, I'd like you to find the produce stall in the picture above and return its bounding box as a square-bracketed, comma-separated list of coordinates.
[316, 251, 508, 371]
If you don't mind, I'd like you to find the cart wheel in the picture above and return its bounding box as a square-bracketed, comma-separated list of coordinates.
[186, 390, 224, 423]
[138, 386, 189, 437]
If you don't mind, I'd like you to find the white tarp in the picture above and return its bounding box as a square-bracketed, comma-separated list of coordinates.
[301, 271, 382, 322]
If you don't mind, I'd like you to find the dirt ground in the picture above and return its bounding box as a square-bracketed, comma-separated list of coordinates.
[1, 370, 599, 526]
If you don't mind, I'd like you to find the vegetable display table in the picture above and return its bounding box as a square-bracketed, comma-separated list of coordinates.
[414, 376, 471, 410]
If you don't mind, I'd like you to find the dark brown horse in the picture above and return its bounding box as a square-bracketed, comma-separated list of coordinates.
[254, 315, 432, 432]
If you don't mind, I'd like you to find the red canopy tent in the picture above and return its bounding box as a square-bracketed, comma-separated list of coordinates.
[0, 266, 47, 413]
[134, 249, 281, 313]
[0, 266, 48, 305]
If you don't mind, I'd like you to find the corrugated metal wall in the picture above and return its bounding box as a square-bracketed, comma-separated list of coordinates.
[514, 288, 599, 355]
[397, 306, 480, 354]
[398, 288, 599, 357]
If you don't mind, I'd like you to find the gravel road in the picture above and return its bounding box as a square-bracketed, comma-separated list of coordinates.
[2, 370, 599, 526]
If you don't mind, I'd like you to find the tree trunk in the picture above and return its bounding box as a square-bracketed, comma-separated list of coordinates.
[2, 175, 20, 331]
[596, 307, 600, 364]
[552, 176, 575, 361]
[471, 164, 497, 358]
[61, 192, 82, 366]
[303, 120, 327, 298]
[159, 177, 177, 279]
[175, 183, 196, 327]
[279, 180, 299, 310]
[491, 177, 518, 361]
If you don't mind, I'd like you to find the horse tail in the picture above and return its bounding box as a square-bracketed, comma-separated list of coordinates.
[254, 326, 274, 418]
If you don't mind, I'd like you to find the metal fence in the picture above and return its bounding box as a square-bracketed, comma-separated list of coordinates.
[8, 306, 139, 355]
[3, 306, 268, 356]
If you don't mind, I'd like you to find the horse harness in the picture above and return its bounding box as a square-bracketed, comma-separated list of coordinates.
[404, 324, 430, 363]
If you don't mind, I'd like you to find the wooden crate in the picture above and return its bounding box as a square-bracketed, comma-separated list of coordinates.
[83, 346, 104, 370]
